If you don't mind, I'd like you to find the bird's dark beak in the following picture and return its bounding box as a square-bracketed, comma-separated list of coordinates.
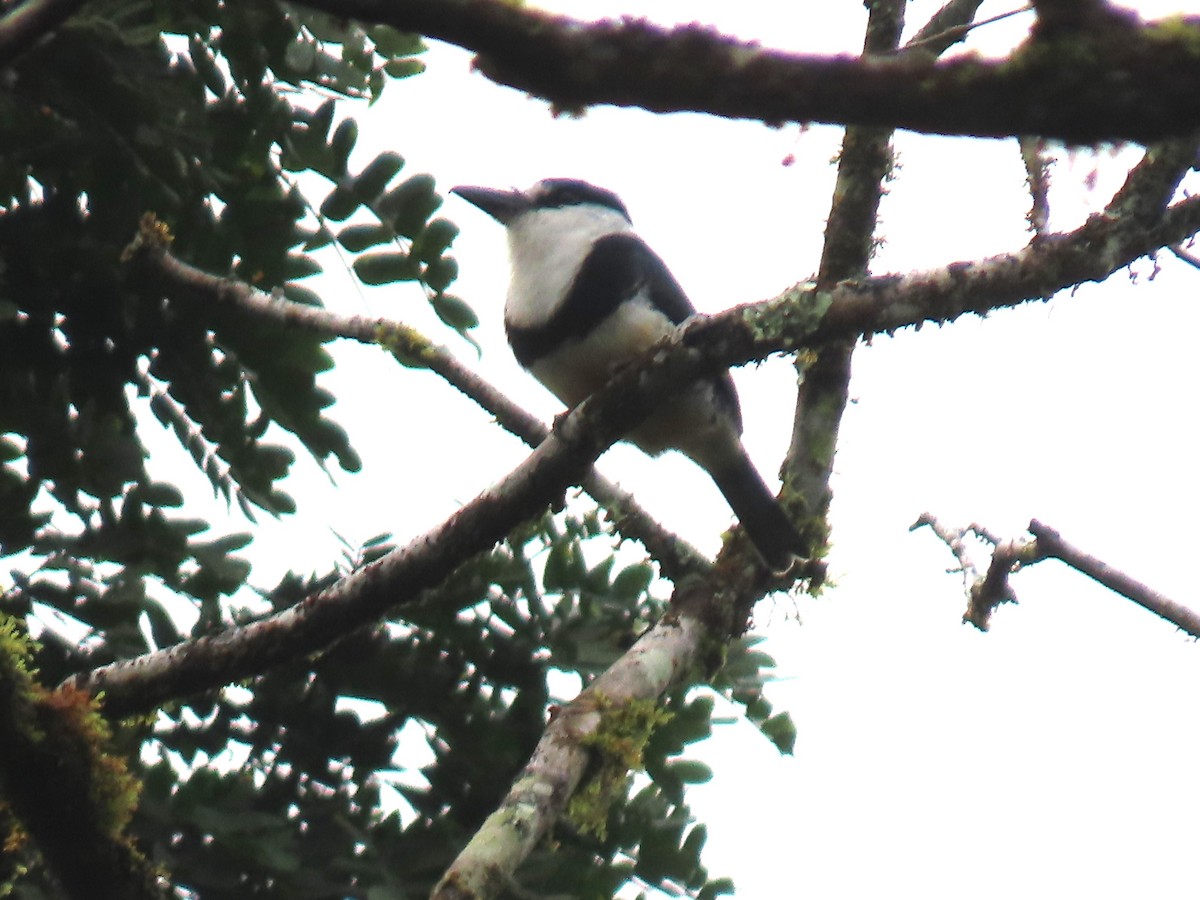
[450, 185, 531, 225]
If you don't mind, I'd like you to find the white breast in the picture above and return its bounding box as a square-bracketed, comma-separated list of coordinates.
[527, 293, 675, 407]
[504, 204, 633, 329]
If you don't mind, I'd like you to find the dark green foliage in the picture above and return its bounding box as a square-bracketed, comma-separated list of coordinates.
[119, 517, 739, 898]
[0, 0, 460, 655]
[0, 2, 785, 896]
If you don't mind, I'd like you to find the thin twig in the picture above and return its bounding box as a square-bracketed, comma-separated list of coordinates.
[911, 513, 981, 581]
[903, 3, 1031, 55]
[911, 513, 1028, 630]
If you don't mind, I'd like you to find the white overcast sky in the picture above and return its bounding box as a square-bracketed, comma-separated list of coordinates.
[130, 1, 1200, 896]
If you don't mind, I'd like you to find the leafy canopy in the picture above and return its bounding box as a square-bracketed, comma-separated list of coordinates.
[0, 2, 785, 897]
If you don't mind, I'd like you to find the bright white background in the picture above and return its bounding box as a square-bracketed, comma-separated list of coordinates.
[140, 1, 1200, 895]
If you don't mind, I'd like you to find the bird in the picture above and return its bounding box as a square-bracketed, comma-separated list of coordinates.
[451, 177, 803, 570]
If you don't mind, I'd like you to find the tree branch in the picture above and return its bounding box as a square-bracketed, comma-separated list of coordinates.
[68, 187, 1200, 718]
[1171, 243, 1200, 269]
[786, 0, 904, 567]
[1028, 0, 1125, 37]
[291, 0, 1200, 143]
[0, 622, 166, 899]
[130, 241, 710, 582]
[1028, 520, 1200, 637]
[912, 514, 1031, 629]
[903, 0, 1005, 56]
[915, 516, 1200, 636]
[431, 602, 708, 899]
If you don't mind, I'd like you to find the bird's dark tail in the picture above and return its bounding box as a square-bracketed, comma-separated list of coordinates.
[709, 450, 805, 571]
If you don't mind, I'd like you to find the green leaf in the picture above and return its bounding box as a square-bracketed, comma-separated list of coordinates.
[319, 184, 359, 222]
[330, 117, 359, 175]
[759, 712, 797, 754]
[256, 444, 297, 479]
[384, 58, 426, 79]
[668, 759, 713, 784]
[353, 151, 404, 203]
[422, 257, 458, 293]
[367, 66, 386, 101]
[282, 283, 323, 307]
[379, 173, 439, 238]
[543, 542, 574, 592]
[195, 532, 254, 555]
[132, 482, 185, 508]
[412, 217, 459, 263]
[284, 38, 318, 74]
[699, 878, 737, 899]
[283, 253, 323, 280]
[612, 562, 654, 601]
[310, 98, 335, 138]
[430, 293, 477, 331]
[369, 27, 426, 58]
[189, 37, 227, 97]
[302, 223, 335, 251]
[353, 251, 419, 285]
[302, 10, 354, 43]
[337, 223, 392, 252]
[264, 488, 297, 516]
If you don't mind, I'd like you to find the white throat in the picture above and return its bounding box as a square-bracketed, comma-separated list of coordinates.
[504, 204, 633, 329]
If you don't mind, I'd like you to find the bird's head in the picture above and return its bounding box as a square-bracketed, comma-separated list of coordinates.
[451, 178, 630, 227]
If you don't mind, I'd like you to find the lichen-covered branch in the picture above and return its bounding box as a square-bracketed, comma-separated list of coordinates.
[915, 516, 1200, 635]
[128, 232, 709, 582]
[431, 610, 707, 899]
[292, 0, 1200, 143]
[0, 618, 165, 899]
[71, 183, 1200, 719]
[912, 514, 1031, 629]
[785, 0, 905, 571]
[1029, 0, 1123, 37]
[1105, 139, 1200, 224]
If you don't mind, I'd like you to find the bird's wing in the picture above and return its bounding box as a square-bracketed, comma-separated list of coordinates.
[568, 233, 697, 328]
[578, 236, 744, 434]
[511, 233, 697, 364]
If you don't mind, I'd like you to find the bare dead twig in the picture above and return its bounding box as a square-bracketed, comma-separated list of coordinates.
[903, 2, 1028, 56]
[1028, 520, 1200, 638]
[916, 514, 1200, 637]
[912, 514, 1032, 629]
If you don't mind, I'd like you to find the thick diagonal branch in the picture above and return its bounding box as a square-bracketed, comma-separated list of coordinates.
[66, 191, 1200, 718]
